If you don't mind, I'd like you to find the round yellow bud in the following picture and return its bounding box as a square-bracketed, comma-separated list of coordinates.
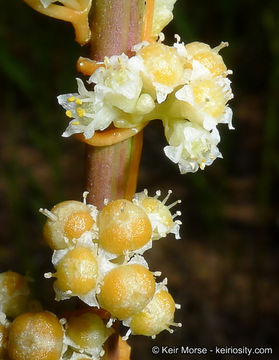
[192, 78, 226, 118]
[64, 211, 95, 241]
[43, 201, 95, 250]
[98, 199, 152, 255]
[8, 311, 63, 360]
[186, 42, 227, 77]
[66, 312, 113, 350]
[55, 247, 98, 295]
[98, 264, 155, 319]
[130, 290, 176, 336]
[139, 43, 185, 90]
[0, 271, 30, 318]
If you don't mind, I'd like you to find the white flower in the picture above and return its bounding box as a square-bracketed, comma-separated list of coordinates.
[88, 54, 144, 114]
[133, 189, 181, 240]
[164, 119, 222, 173]
[175, 61, 233, 130]
[58, 78, 119, 139]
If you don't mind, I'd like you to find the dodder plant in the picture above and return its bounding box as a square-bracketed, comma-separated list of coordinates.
[0, 0, 233, 359]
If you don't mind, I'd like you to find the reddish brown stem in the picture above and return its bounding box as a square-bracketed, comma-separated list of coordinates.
[85, 0, 145, 209]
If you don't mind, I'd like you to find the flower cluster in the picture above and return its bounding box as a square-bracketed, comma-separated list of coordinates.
[40, 190, 181, 339]
[0, 271, 128, 360]
[59, 36, 233, 173]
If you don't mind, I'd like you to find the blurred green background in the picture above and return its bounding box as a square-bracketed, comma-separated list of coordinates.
[0, 0, 278, 359]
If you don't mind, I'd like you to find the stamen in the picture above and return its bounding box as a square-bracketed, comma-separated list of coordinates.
[77, 107, 85, 117]
[162, 190, 172, 205]
[100, 349, 105, 357]
[106, 318, 114, 328]
[158, 32, 165, 43]
[167, 199, 181, 210]
[59, 318, 67, 325]
[171, 321, 182, 328]
[44, 272, 53, 279]
[83, 191, 89, 204]
[67, 96, 75, 102]
[66, 110, 73, 118]
[72, 121, 80, 125]
[174, 34, 181, 43]
[75, 98, 83, 105]
[122, 329, 131, 341]
[213, 41, 229, 53]
[155, 190, 161, 199]
[39, 208, 57, 221]
[153, 271, 162, 277]
[172, 210, 181, 219]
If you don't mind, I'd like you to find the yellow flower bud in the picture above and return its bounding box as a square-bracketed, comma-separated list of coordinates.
[66, 312, 113, 356]
[138, 42, 186, 103]
[8, 311, 63, 360]
[130, 289, 181, 337]
[0, 272, 30, 318]
[55, 247, 98, 296]
[98, 264, 155, 320]
[186, 41, 228, 77]
[41, 200, 97, 250]
[98, 199, 152, 255]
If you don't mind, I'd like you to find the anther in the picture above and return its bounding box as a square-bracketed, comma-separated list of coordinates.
[66, 110, 72, 118]
[106, 318, 114, 328]
[75, 98, 82, 105]
[44, 272, 53, 279]
[158, 32, 165, 43]
[153, 271, 162, 277]
[122, 329, 131, 341]
[174, 34, 181, 43]
[155, 190, 161, 198]
[82, 191, 89, 204]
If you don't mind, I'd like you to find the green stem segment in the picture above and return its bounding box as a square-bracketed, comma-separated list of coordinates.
[85, 0, 145, 209]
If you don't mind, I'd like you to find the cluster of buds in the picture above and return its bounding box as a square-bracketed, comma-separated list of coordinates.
[59, 34, 233, 174]
[0, 271, 127, 360]
[40, 190, 182, 340]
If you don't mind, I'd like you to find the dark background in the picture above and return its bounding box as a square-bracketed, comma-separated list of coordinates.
[0, 1, 278, 359]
